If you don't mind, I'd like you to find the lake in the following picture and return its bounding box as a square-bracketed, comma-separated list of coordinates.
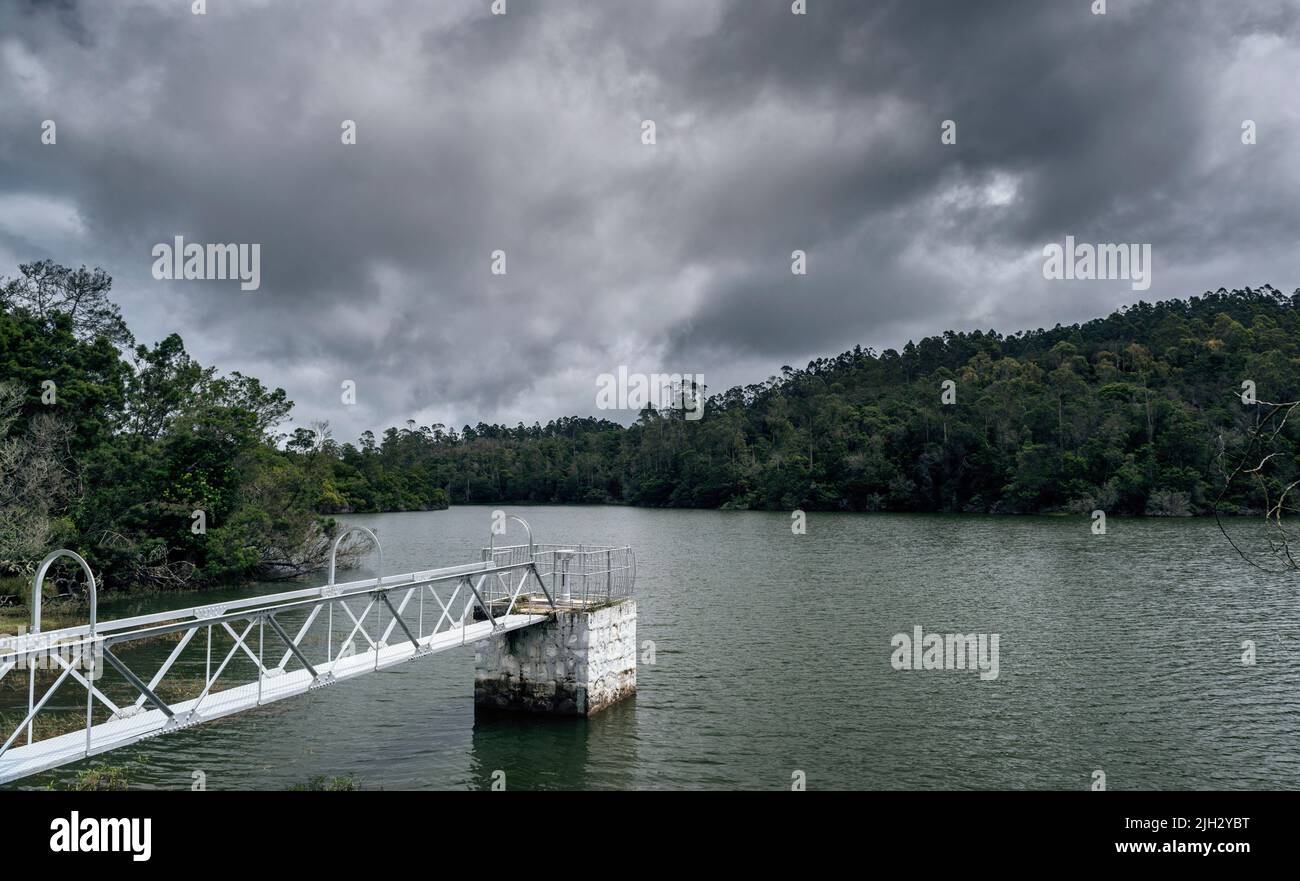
[7, 506, 1299, 790]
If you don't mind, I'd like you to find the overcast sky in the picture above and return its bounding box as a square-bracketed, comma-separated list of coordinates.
[2, 0, 1298, 440]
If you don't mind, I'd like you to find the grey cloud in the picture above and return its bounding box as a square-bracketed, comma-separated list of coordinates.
[1, 0, 1298, 438]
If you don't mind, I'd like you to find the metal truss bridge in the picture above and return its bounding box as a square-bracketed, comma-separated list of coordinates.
[0, 519, 634, 785]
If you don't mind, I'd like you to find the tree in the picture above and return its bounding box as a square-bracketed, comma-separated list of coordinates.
[1, 260, 132, 347]
[0, 383, 71, 574]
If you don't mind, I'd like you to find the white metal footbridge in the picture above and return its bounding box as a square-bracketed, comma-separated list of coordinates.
[0, 519, 634, 785]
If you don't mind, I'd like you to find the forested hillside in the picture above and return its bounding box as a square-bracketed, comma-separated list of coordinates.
[1, 257, 1294, 593]
[351, 285, 1297, 518]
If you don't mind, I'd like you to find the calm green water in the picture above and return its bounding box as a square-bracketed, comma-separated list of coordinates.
[8, 506, 1300, 790]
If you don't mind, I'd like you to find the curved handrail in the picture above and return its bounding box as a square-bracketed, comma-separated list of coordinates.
[488, 514, 534, 562]
[32, 550, 97, 637]
[327, 526, 383, 588]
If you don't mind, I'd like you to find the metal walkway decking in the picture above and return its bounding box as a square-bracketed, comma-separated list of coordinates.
[0, 520, 635, 785]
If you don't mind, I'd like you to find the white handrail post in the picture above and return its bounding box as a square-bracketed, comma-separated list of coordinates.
[30, 550, 98, 750]
[327, 525, 383, 590]
[488, 514, 534, 564]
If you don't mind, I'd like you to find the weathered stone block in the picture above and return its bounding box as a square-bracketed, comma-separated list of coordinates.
[473, 599, 636, 716]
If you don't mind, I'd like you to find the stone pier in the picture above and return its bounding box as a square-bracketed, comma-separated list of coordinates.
[473, 599, 636, 716]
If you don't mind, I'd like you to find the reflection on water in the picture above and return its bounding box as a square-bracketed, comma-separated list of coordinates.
[6, 506, 1300, 790]
[469, 698, 640, 791]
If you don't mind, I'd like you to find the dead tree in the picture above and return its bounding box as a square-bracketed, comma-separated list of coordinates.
[1216, 397, 1300, 573]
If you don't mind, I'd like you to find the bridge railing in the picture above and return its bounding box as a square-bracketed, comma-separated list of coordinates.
[0, 546, 559, 783]
[480, 543, 635, 604]
[0, 527, 636, 783]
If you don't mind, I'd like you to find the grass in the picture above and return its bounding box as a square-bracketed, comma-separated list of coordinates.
[0, 601, 92, 633]
[289, 773, 361, 791]
[66, 764, 130, 791]
[0, 709, 92, 742]
[34, 763, 131, 791]
[1, 605, 192, 639]
[0, 674, 241, 745]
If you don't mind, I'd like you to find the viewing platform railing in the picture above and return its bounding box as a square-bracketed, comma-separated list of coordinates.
[480, 543, 636, 605]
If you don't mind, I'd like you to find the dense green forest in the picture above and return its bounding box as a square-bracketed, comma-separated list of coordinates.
[360, 284, 1296, 521]
[1, 259, 1294, 594]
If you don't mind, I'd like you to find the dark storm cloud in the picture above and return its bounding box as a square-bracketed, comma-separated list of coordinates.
[1, 0, 1298, 438]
